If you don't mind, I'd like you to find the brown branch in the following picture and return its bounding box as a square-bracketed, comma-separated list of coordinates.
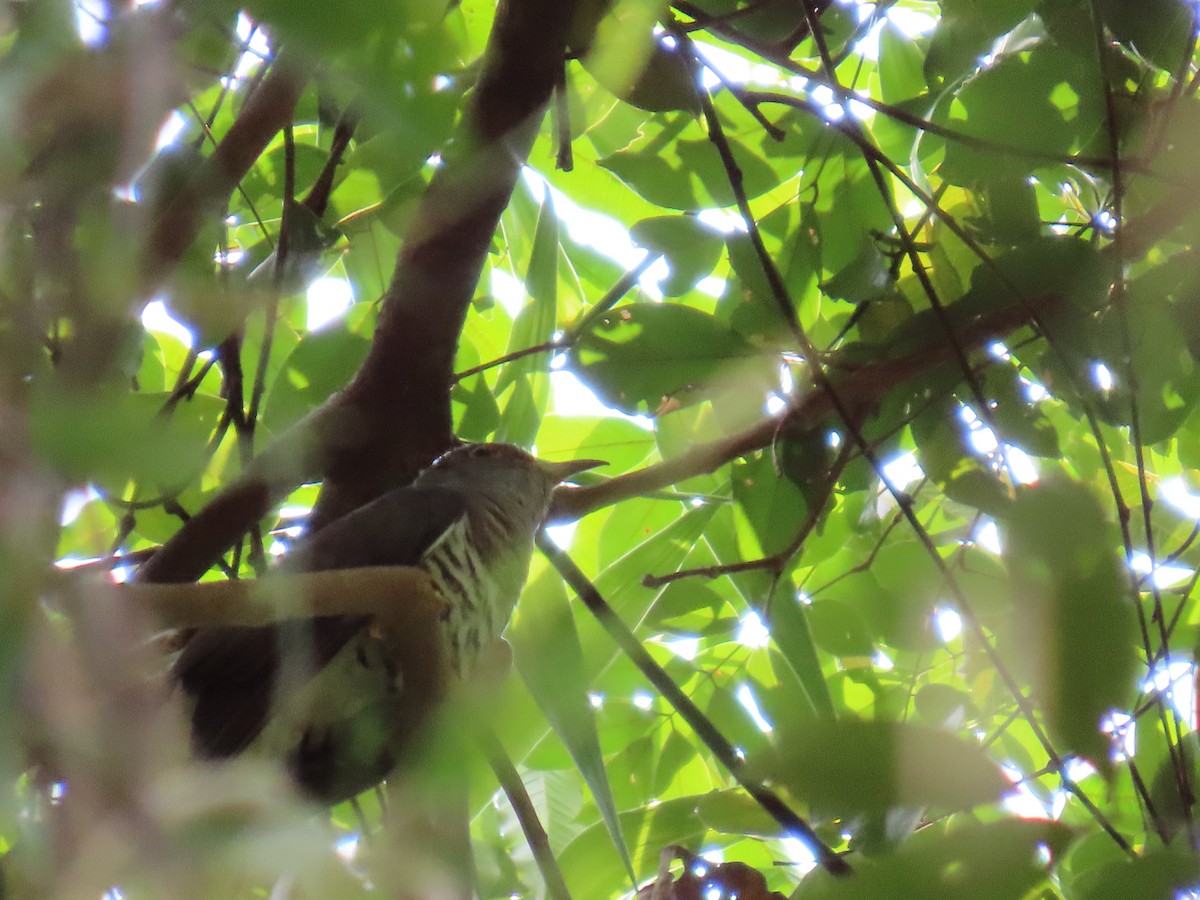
[88, 565, 442, 629]
[550, 289, 1064, 523]
[313, 0, 581, 525]
[537, 534, 851, 877]
[141, 49, 308, 291]
[136, 0, 581, 582]
[641, 437, 853, 588]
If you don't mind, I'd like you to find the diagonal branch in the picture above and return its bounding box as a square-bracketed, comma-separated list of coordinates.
[550, 288, 1064, 523]
[317, 0, 580, 523]
[141, 49, 308, 291]
[136, 0, 581, 583]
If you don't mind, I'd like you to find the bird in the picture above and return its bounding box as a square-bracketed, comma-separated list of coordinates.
[172, 443, 603, 803]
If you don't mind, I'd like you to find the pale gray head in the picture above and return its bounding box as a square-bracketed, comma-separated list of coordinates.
[416, 443, 603, 547]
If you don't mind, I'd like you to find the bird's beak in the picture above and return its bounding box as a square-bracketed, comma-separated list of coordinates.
[536, 457, 606, 483]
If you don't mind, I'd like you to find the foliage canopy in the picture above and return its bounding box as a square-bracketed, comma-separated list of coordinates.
[4, 0, 1200, 897]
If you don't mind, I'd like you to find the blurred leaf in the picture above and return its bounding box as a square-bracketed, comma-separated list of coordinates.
[795, 819, 1071, 900]
[821, 240, 894, 304]
[1077, 850, 1200, 900]
[568, 303, 772, 414]
[261, 326, 370, 436]
[697, 789, 783, 837]
[510, 568, 636, 884]
[807, 599, 874, 658]
[1093, 0, 1193, 70]
[630, 215, 723, 296]
[1000, 477, 1136, 769]
[31, 388, 221, 487]
[747, 718, 1009, 817]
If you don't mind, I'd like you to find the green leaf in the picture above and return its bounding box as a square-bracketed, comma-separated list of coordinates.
[452, 374, 502, 442]
[913, 684, 974, 728]
[261, 326, 370, 436]
[536, 415, 655, 473]
[509, 568, 636, 885]
[983, 366, 1060, 458]
[629, 215, 723, 296]
[568, 302, 772, 415]
[796, 819, 1071, 900]
[732, 451, 807, 557]
[696, 789, 783, 837]
[496, 187, 558, 445]
[1078, 850, 1200, 900]
[558, 797, 706, 900]
[1000, 477, 1136, 769]
[924, 0, 1038, 84]
[583, 39, 699, 114]
[598, 147, 699, 211]
[807, 599, 874, 658]
[600, 135, 779, 211]
[1093, 0, 1193, 71]
[767, 594, 836, 717]
[31, 388, 222, 487]
[821, 240, 894, 304]
[878, 21, 926, 104]
[940, 46, 1101, 184]
[746, 718, 1009, 817]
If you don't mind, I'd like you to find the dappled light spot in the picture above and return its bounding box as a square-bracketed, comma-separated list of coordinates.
[735, 684, 773, 733]
[306, 278, 354, 332]
[59, 486, 99, 526]
[1163, 478, 1200, 519]
[880, 451, 923, 490]
[973, 519, 1002, 554]
[662, 637, 700, 661]
[736, 611, 770, 649]
[335, 834, 359, 862]
[1092, 361, 1115, 392]
[1145, 657, 1197, 731]
[142, 299, 195, 348]
[1130, 551, 1193, 590]
[154, 111, 188, 152]
[1102, 712, 1136, 762]
[934, 607, 963, 642]
[543, 521, 578, 549]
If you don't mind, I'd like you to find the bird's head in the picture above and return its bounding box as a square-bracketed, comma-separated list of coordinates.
[422, 444, 604, 535]
[421, 443, 604, 523]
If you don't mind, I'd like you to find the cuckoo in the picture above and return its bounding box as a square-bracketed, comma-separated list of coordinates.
[173, 443, 602, 803]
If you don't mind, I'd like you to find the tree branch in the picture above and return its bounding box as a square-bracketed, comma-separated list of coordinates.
[315, 0, 581, 523]
[141, 49, 308, 291]
[91, 565, 442, 629]
[550, 289, 1064, 523]
[137, 0, 582, 584]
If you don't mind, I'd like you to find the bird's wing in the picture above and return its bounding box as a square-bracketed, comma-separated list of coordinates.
[276, 484, 468, 573]
[174, 484, 468, 759]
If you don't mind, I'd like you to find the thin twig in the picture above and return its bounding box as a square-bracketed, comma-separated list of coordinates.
[479, 728, 573, 900]
[537, 534, 851, 877]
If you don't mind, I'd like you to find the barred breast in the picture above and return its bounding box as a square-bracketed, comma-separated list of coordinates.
[418, 508, 532, 677]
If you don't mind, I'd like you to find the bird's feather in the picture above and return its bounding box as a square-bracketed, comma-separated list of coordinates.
[174, 484, 469, 761]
